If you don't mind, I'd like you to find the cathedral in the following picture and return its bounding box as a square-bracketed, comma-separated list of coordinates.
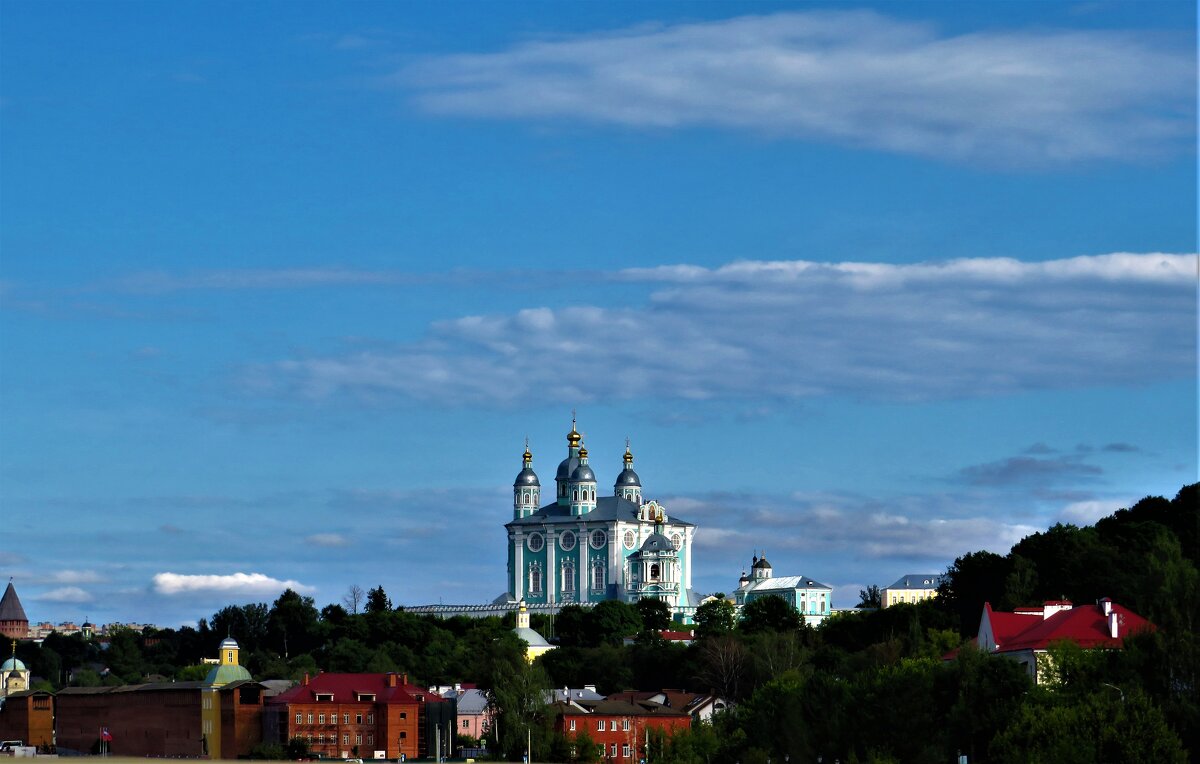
[505, 420, 698, 622]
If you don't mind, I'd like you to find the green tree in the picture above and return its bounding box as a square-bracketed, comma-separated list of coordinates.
[694, 597, 736, 639]
[587, 601, 642, 646]
[637, 597, 673, 632]
[366, 585, 393, 614]
[266, 589, 322, 658]
[738, 596, 801, 634]
[857, 585, 881, 608]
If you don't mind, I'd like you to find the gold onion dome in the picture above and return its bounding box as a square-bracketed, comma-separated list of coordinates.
[567, 427, 582, 446]
[579, 446, 589, 459]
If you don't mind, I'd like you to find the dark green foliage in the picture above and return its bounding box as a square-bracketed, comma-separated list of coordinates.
[738, 595, 801, 634]
[693, 596, 736, 638]
[637, 597, 673, 631]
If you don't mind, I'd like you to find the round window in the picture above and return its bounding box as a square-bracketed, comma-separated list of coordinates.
[527, 533, 544, 552]
[671, 533, 682, 551]
[590, 530, 607, 549]
[623, 530, 636, 549]
[560, 531, 576, 551]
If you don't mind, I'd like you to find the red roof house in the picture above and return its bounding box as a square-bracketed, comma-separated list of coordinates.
[973, 598, 1154, 683]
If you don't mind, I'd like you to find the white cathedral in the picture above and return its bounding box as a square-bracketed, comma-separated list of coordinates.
[505, 420, 698, 622]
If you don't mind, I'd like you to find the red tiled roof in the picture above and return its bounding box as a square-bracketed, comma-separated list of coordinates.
[1000, 602, 1154, 653]
[983, 602, 1042, 648]
[268, 673, 448, 706]
[659, 630, 693, 641]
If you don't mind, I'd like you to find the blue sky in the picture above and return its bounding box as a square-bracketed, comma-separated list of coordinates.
[1, 1, 1196, 628]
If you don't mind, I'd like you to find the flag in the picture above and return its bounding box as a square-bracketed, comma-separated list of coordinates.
[101, 727, 113, 742]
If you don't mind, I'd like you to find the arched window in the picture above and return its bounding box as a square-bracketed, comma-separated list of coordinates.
[649, 563, 660, 581]
[529, 565, 542, 594]
[562, 562, 576, 593]
[591, 563, 605, 591]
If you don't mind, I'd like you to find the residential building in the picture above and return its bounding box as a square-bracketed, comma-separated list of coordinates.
[442, 687, 490, 742]
[0, 584, 29, 641]
[606, 690, 732, 723]
[881, 574, 944, 607]
[973, 598, 1154, 683]
[552, 697, 691, 762]
[734, 554, 833, 626]
[266, 672, 454, 760]
[506, 422, 699, 622]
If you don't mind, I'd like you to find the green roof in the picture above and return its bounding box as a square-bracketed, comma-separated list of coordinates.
[205, 664, 252, 686]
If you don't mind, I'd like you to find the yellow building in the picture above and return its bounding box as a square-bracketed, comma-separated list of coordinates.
[881, 574, 944, 607]
[512, 602, 555, 663]
[200, 636, 254, 759]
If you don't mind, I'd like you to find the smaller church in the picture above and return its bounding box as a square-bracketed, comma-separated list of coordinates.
[734, 553, 834, 626]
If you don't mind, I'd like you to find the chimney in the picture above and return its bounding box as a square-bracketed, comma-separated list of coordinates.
[454, 683, 462, 692]
[1099, 598, 1113, 616]
[303, 672, 310, 686]
[401, 673, 408, 686]
[1108, 611, 1119, 639]
[386, 673, 398, 688]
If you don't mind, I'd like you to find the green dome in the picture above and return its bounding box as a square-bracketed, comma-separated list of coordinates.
[205, 663, 252, 686]
[0, 657, 26, 672]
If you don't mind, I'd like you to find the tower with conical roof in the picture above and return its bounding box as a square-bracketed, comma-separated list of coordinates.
[0, 582, 29, 640]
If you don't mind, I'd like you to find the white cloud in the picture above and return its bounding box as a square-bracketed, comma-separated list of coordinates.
[305, 533, 351, 548]
[152, 572, 314, 596]
[37, 586, 94, 604]
[1058, 498, 1127, 526]
[257, 253, 1196, 407]
[400, 11, 1195, 164]
[43, 570, 105, 585]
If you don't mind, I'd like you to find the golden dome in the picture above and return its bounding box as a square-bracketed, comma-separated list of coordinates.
[579, 446, 589, 459]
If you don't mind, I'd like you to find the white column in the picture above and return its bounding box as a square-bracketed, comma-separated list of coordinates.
[547, 529, 557, 605]
[514, 532, 524, 600]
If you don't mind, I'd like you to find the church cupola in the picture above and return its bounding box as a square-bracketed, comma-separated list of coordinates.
[752, 552, 773, 581]
[513, 441, 541, 519]
[569, 445, 597, 516]
[614, 440, 642, 504]
[555, 416, 583, 507]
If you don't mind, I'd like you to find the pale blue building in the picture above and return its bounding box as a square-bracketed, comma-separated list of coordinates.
[734, 554, 833, 626]
[505, 420, 698, 622]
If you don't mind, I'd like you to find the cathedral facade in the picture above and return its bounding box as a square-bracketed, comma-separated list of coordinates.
[505, 421, 698, 622]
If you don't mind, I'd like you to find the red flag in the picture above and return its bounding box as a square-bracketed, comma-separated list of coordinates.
[101, 727, 113, 742]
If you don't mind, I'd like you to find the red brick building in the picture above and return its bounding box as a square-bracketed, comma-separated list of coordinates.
[0, 689, 54, 749]
[266, 672, 455, 760]
[553, 698, 691, 762]
[55, 680, 265, 757]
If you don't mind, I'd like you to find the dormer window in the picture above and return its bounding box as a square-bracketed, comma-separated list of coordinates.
[356, 692, 376, 702]
[315, 693, 334, 702]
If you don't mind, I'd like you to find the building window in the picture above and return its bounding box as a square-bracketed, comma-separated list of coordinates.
[400, 712, 407, 720]
[649, 563, 660, 581]
[597, 745, 605, 758]
[623, 744, 631, 758]
[569, 720, 576, 731]
[400, 732, 407, 739]
[319, 714, 326, 725]
[343, 713, 350, 724]
[560, 530, 576, 551]
[367, 734, 374, 746]
[367, 713, 374, 725]
[530, 564, 543, 594]
[591, 563, 605, 590]
[463, 720, 470, 729]
[527, 532, 544, 552]
[356, 713, 363, 724]
[356, 733, 362, 746]
[295, 713, 302, 725]
[611, 744, 618, 758]
[308, 713, 314, 724]
[622, 719, 630, 731]
[319, 734, 325, 744]
[343, 734, 349, 745]
[671, 533, 682, 550]
[590, 530, 606, 549]
[623, 530, 636, 549]
[562, 561, 576, 593]
[597, 720, 605, 731]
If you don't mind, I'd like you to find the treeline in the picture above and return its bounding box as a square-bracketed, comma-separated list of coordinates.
[13, 483, 1196, 763]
